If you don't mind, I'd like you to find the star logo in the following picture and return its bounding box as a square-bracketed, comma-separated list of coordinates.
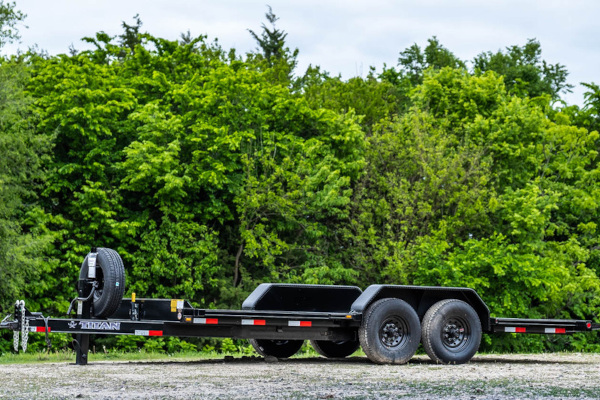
[68, 321, 78, 329]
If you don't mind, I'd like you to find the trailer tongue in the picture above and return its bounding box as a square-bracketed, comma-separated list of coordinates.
[2, 247, 599, 365]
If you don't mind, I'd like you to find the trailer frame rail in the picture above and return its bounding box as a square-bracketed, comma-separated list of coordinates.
[490, 317, 598, 334]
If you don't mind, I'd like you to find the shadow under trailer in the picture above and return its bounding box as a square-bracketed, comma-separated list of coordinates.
[2, 248, 599, 365]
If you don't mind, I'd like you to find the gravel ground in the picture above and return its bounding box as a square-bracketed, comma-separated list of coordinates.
[1, 353, 599, 399]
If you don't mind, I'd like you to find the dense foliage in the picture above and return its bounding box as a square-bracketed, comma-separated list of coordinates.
[1, 7, 599, 353]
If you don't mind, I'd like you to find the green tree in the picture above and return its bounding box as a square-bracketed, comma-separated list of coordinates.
[301, 66, 403, 135]
[344, 68, 600, 351]
[344, 70, 497, 285]
[0, 58, 51, 313]
[247, 6, 298, 85]
[580, 82, 600, 133]
[25, 24, 367, 312]
[473, 38, 572, 99]
[119, 14, 143, 54]
[0, 0, 25, 49]
[0, 2, 50, 316]
[397, 36, 465, 86]
[248, 6, 287, 64]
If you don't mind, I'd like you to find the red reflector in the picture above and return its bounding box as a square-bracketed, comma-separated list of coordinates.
[206, 318, 218, 325]
[148, 330, 163, 336]
[36, 326, 50, 332]
[515, 327, 526, 333]
[587, 322, 592, 329]
[556, 328, 566, 334]
[242, 319, 266, 325]
[288, 320, 312, 327]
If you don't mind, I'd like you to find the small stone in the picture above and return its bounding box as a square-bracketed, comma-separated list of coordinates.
[265, 355, 279, 363]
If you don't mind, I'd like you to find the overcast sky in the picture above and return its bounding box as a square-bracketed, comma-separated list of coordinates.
[3, 0, 599, 106]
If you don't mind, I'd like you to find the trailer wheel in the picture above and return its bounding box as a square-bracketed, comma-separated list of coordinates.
[358, 298, 421, 364]
[249, 339, 304, 359]
[421, 299, 481, 364]
[310, 339, 360, 358]
[79, 248, 125, 318]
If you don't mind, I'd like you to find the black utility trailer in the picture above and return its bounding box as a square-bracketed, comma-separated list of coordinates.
[2, 247, 599, 365]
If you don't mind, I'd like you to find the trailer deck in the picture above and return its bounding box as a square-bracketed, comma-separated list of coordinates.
[2, 247, 599, 365]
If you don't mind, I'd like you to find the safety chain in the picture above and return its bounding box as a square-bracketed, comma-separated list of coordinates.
[21, 300, 29, 352]
[13, 325, 19, 352]
[13, 300, 21, 352]
[12, 300, 29, 352]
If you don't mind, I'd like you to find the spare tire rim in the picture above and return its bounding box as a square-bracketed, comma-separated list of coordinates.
[94, 267, 105, 301]
[442, 317, 469, 350]
[379, 317, 409, 348]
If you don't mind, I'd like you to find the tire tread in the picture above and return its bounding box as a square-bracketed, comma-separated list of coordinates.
[421, 299, 481, 364]
[92, 247, 125, 318]
[358, 298, 421, 364]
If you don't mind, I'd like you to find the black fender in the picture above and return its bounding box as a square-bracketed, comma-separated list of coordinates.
[351, 285, 491, 332]
[242, 283, 362, 313]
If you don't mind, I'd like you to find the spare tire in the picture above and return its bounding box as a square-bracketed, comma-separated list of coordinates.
[79, 248, 125, 318]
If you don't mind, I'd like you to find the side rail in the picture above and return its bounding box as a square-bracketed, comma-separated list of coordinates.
[491, 317, 600, 334]
[0, 300, 360, 355]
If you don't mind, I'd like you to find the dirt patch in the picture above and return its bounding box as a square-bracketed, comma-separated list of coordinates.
[1, 353, 599, 399]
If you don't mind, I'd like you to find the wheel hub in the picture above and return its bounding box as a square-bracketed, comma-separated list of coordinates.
[442, 318, 467, 348]
[379, 317, 408, 348]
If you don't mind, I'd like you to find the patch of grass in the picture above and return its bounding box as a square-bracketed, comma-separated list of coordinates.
[0, 349, 75, 364]
[0, 344, 363, 364]
[0, 348, 265, 364]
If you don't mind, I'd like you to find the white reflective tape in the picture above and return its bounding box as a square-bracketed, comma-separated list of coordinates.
[242, 319, 266, 326]
[545, 328, 566, 334]
[288, 320, 312, 327]
[505, 327, 526, 333]
[193, 318, 218, 324]
[176, 300, 184, 309]
[135, 330, 149, 336]
[77, 301, 83, 315]
[88, 253, 97, 279]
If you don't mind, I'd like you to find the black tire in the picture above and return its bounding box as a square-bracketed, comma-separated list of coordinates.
[79, 248, 125, 318]
[421, 299, 482, 364]
[310, 339, 360, 358]
[249, 339, 304, 359]
[358, 298, 421, 364]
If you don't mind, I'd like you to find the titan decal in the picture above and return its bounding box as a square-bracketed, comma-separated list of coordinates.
[68, 320, 121, 330]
